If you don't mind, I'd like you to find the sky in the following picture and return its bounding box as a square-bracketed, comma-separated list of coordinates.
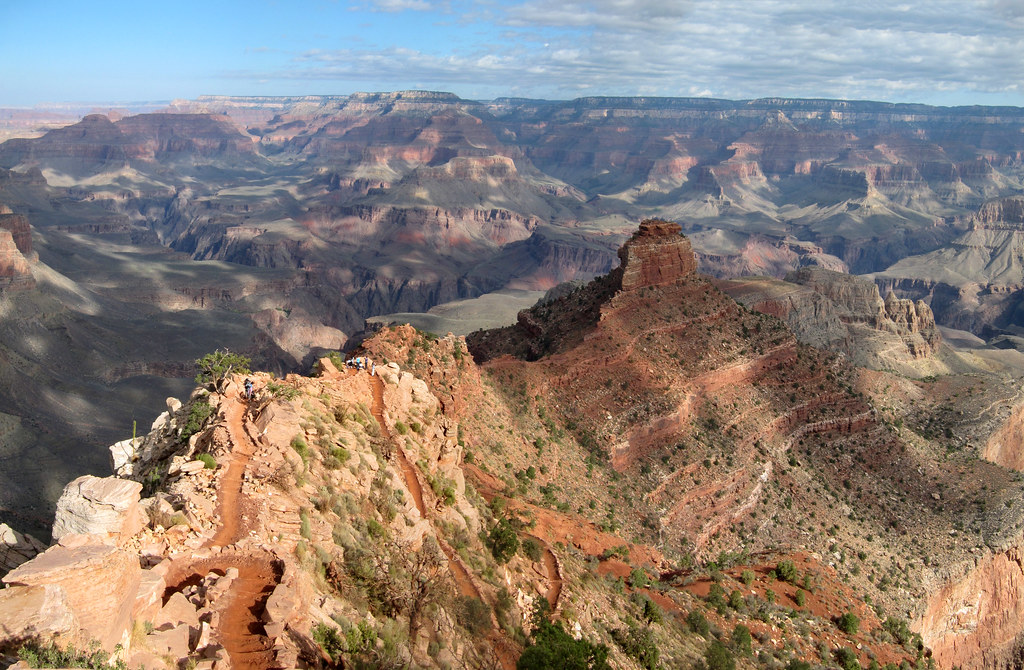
[2, 0, 1023, 108]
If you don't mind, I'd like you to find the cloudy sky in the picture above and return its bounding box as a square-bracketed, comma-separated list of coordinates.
[3, 0, 1022, 107]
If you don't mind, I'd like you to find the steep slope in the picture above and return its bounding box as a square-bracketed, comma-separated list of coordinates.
[461, 220, 1024, 669]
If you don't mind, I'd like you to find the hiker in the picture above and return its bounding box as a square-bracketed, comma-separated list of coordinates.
[243, 378, 253, 400]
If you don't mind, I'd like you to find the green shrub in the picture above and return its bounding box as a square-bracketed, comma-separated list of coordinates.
[638, 594, 662, 624]
[707, 582, 726, 608]
[194, 349, 250, 389]
[312, 622, 345, 662]
[882, 616, 912, 645]
[488, 518, 520, 564]
[196, 452, 216, 469]
[16, 641, 127, 669]
[837, 611, 860, 635]
[795, 589, 806, 607]
[518, 618, 610, 670]
[777, 559, 798, 583]
[686, 609, 710, 636]
[731, 624, 752, 655]
[611, 626, 659, 670]
[181, 400, 212, 442]
[395, 421, 408, 435]
[291, 435, 309, 464]
[834, 647, 861, 670]
[521, 537, 543, 561]
[629, 568, 651, 589]
[456, 596, 492, 635]
[728, 589, 745, 610]
[704, 640, 736, 670]
[740, 569, 755, 585]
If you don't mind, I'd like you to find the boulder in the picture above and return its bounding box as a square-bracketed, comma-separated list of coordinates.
[0, 523, 46, 573]
[0, 584, 80, 648]
[51, 476, 144, 543]
[154, 591, 199, 631]
[2, 539, 142, 652]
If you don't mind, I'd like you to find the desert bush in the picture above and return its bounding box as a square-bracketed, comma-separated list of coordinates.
[488, 518, 520, 564]
[181, 400, 212, 442]
[312, 622, 345, 662]
[687, 609, 710, 636]
[731, 624, 752, 655]
[704, 640, 736, 670]
[777, 559, 799, 583]
[834, 647, 861, 670]
[837, 611, 860, 635]
[16, 641, 127, 669]
[611, 626, 659, 670]
[629, 568, 651, 589]
[194, 349, 250, 389]
[456, 595, 492, 635]
[518, 617, 610, 670]
[521, 537, 542, 561]
[196, 452, 216, 469]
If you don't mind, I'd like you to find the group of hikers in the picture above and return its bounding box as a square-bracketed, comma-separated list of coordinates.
[240, 354, 375, 402]
[345, 356, 375, 375]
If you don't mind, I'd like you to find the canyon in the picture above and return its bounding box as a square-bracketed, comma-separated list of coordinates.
[1, 92, 1024, 667]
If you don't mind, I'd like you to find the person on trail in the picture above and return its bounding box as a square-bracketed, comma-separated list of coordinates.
[243, 378, 253, 400]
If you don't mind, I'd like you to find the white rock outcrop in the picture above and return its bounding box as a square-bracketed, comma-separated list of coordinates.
[51, 475, 144, 543]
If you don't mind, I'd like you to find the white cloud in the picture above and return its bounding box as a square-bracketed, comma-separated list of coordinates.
[257, 0, 1024, 105]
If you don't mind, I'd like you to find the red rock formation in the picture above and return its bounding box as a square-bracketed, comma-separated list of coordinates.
[0, 213, 32, 256]
[2, 538, 142, 652]
[0, 229, 33, 290]
[617, 219, 696, 290]
[919, 544, 1024, 670]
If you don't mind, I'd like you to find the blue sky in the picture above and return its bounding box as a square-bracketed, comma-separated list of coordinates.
[2, 0, 1022, 107]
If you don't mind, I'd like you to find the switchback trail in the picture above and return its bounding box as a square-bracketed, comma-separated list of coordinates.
[369, 372, 517, 670]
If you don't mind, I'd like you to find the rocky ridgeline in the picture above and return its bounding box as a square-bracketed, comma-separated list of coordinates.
[720, 266, 940, 371]
[0, 350, 571, 669]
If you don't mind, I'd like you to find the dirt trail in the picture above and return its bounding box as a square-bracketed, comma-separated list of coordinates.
[163, 387, 282, 670]
[371, 373, 428, 517]
[463, 464, 564, 613]
[532, 536, 563, 611]
[368, 372, 517, 670]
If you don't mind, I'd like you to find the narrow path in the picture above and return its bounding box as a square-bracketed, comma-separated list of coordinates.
[163, 385, 281, 669]
[368, 372, 517, 670]
[532, 536, 563, 611]
[371, 374, 427, 517]
[205, 397, 256, 547]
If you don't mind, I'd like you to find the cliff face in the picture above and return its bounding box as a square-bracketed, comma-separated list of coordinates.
[871, 196, 1024, 338]
[919, 543, 1024, 670]
[0, 211, 33, 291]
[718, 267, 940, 373]
[617, 219, 697, 290]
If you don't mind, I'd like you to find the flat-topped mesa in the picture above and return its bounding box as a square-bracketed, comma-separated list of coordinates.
[617, 219, 697, 291]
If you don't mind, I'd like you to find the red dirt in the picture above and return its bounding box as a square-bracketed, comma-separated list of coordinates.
[163, 385, 283, 669]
